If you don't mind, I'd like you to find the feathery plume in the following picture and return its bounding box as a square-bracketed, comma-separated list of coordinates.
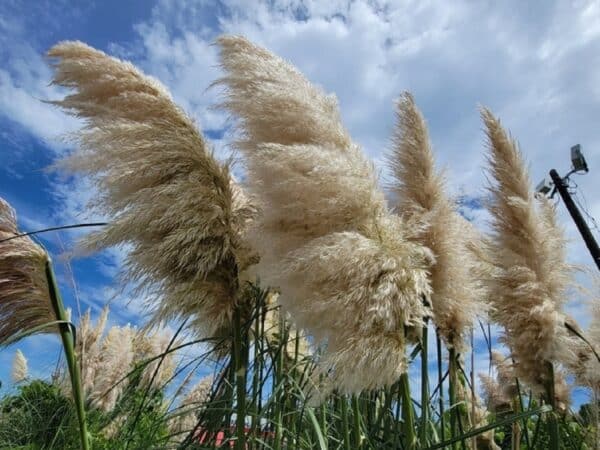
[586, 289, 600, 356]
[0, 197, 54, 345]
[169, 375, 214, 441]
[66, 307, 178, 411]
[11, 349, 28, 383]
[481, 108, 572, 394]
[88, 324, 136, 411]
[471, 402, 500, 450]
[481, 351, 569, 414]
[455, 377, 500, 450]
[553, 369, 571, 412]
[387, 93, 480, 350]
[101, 415, 127, 440]
[216, 35, 431, 394]
[490, 351, 519, 400]
[77, 307, 109, 396]
[47, 41, 258, 341]
[478, 373, 510, 413]
[567, 295, 600, 391]
[263, 291, 311, 362]
[133, 329, 177, 391]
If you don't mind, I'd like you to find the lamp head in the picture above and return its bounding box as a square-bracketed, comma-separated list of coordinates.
[536, 177, 554, 196]
[571, 144, 588, 173]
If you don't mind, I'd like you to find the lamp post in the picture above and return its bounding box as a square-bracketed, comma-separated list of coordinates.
[538, 145, 600, 271]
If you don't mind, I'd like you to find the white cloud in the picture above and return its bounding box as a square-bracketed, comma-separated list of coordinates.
[0, 22, 80, 154]
[128, 1, 599, 195]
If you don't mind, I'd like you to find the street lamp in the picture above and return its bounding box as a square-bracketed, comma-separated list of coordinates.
[536, 145, 600, 271]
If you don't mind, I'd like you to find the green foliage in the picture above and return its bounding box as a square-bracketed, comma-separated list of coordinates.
[579, 401, 598, 428]
[91, 387, 169, 450]
[0, 380, 78, 449]
[0, 379, 169, 450]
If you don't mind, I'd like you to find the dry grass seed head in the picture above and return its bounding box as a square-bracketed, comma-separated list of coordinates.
[387, 93, 480, 351]
[68, 307, 176, 411]
[481, 108, 572, 393]
[89, 325, 136, 411]
[478, 373, 510, 412]
[216, 35, 432, 395]
[0, 197, 54, 346]
[11, 349, 28, 383]
[568, 293, 600, 390]
[133, 329, 178, 391]
[47, 41, 257, 341]
[263, 291, 311, 362]
[169, 375, 214, 442]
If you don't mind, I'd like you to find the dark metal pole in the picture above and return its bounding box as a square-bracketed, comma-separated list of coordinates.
[549, 169, 600, 271]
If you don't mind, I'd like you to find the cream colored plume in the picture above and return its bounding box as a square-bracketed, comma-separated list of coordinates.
[478, 354, 517, 413]
[77, 307, 109, 397]
[490, 352, 519, 401]
[11, 349, 28, 383]
[89, 324, 136, 411]
[481, 351, 570, 413]
[169, 375, 214, 441]
[481, 108, 572, 394]
[47, 41, 257, 341]
[66, 307, 177, 412]
[133, 329, 177, 391]
[216, 35, 432, 394]
[263, 291, 310, 362]
[387, 93, 480, 351]
[0, 197, 55, 346]
[568, 297, 600, 391]
[455, 378, 499, 450]
[553, 369, 571, 412]
[478, 373, 509, 413]
[472, 403, 500, 450]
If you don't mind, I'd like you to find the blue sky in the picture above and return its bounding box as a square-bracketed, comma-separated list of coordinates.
[1, 0, 600, 408]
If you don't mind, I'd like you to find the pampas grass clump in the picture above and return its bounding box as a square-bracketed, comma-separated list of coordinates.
[68, 307, 177, 412]
[387, 92, 480, 351]
[216, 35, 432, 393]
[64, 307, 135, 411]
[481, 108, 572, 395]
[47, 41, 258, 341]
[0, 197, 54, 345]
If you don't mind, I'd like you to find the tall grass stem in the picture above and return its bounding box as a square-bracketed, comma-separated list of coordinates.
[45, 260, 90, 450]
[233, 306, 248, 450]
[399, 372, 416, 449]
[420, 322, 430, 448]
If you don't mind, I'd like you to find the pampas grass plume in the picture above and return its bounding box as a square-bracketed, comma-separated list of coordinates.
[90, 324, 136, 411]
[47, 41, 257, 341]
[70, 307, 177, 411]
[216, 35, 432, 394]
[169, 375, 214, 441]
[263, 291, 310, 361]
[0, 197, 54, 345]
[11, 349, 28, 384]
[568, 295, 600, 391]
[387, 93, 480, 350]
[133, 329, 177, 391]
[481, 108, 571, 393]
